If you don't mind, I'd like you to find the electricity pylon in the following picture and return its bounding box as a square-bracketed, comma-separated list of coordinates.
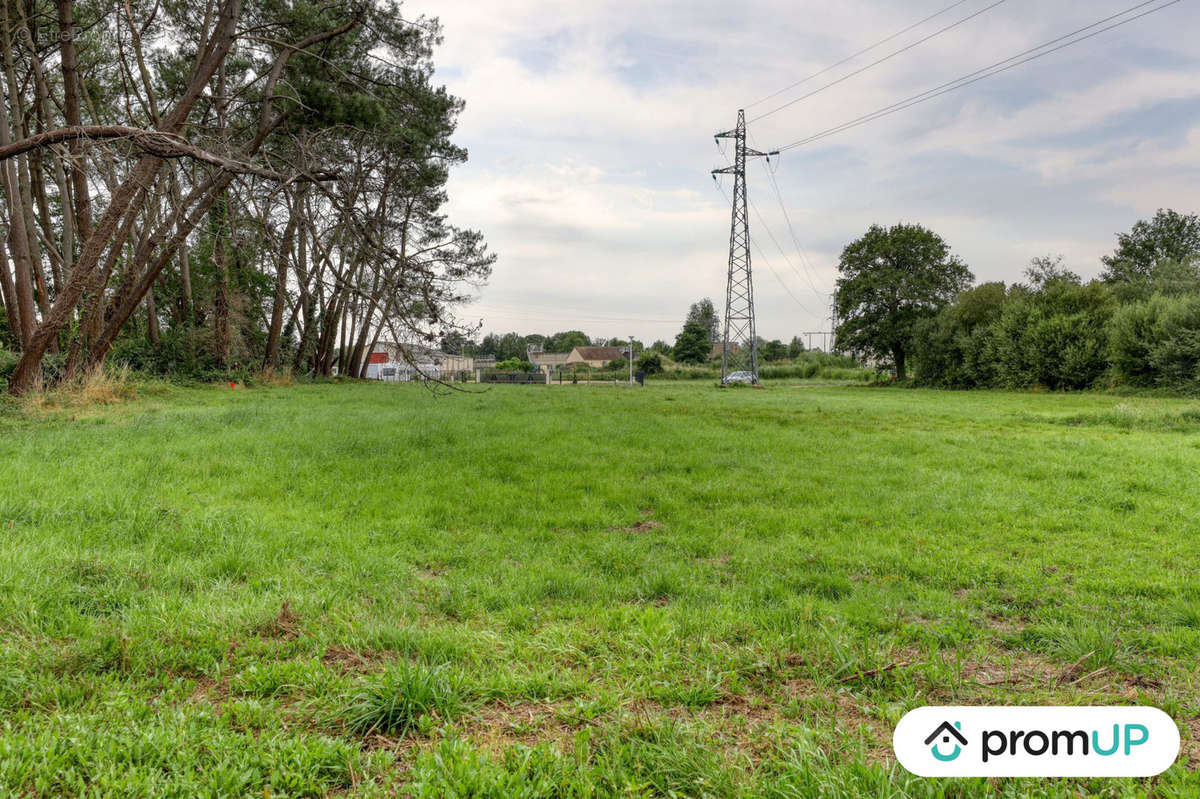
[712, 110, 775, 385]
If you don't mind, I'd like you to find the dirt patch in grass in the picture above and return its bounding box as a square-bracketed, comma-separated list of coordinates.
[781, 679, 892, 765]
[462, 700, 582, 754]
[188, 674, 232, 706]
[984, 613, 1029, 635]
[454, 681, 896, 767]
[948, 648, 1170, 706]
[608, 508, 663, 534]
[255, 601, 301, 640]
[608, 520, 663, 534]
[1184, 716, 1200, 770]
[322, 645, 389, 674]
[956, 650, 1064, 691]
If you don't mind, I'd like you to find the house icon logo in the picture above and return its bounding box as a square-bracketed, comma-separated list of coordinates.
[924, 721, 967, 762]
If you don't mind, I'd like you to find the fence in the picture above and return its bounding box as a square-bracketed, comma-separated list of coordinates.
[478, 370, 547, 384]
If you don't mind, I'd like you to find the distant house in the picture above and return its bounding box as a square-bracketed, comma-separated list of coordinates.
[530, 350, 571, 375]
[366, 342, 473, 381]
[565, 346, 626, 369]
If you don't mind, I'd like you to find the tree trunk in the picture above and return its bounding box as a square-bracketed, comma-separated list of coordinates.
[263, 209, 296, 368]
[7, 0, 242, 394]
[168, 171, 193, 323]
[146, 287, 161, 348]
[66, 188, 149, 377]
[0, 237, 18, 343]
[87, 171, 236, 364]
[893, 346, 906, 381]
[57, 0, 92, 245]
[211, 198, 229, 369]
[361, 324, 384, 379]
[0, 8, 37, 348]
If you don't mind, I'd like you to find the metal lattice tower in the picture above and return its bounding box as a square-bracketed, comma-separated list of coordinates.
[713, 110, 775, 384]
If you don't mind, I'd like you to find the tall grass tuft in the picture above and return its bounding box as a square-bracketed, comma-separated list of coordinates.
[253, 368, 295, 387]
[22, 364, 138, 412]
[343, 661, 470, 737]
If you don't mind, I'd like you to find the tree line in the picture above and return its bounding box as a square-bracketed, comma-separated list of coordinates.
[833, 209, 1200, 390]
[0, 0, 492, 393]
[460, 298, 813, 368]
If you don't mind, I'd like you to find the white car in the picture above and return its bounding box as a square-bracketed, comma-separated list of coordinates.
[723, 370, 756, 385]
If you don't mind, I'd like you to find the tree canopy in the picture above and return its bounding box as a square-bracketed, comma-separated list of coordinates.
[1101, 209, 1200, 284]
[687, 298, 720, 347]
[834, 224, 972, 380]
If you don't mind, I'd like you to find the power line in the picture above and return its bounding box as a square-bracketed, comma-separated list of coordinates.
[734, 131, 830, 297]
[476, 309, 683, 325]
[757, 157, 827, 297]
[774, 0, 1183, 152]
[714, 179, 818, 317]
[748, 0, 1010, 124]
[470, 296, 690, 321]
[748, 196, 822, 310]
[746, 129, 830, 296]
[474, 300, 680, 321]
[745, 0, 976, 109]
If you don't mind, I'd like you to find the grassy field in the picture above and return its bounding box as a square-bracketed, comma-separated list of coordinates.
[1, 379, 1198, 797]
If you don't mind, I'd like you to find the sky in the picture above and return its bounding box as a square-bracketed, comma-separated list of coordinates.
[406, 0, 1200, 346]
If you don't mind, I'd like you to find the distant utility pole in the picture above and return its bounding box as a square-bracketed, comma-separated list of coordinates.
[829, 295, 839, 354]
[803, 332, 825, 352]
[713, 110, 776, 385]
[628, 335, 635, 384]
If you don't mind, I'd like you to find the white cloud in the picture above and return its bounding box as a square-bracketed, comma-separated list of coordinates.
[408, 0, 1200, 341]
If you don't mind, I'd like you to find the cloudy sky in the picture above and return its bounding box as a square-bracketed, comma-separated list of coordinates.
[408, 0, 1199, 345]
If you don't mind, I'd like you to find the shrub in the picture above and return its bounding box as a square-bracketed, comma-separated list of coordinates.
[1110, 293, 1200, 390]
[988, 280, 1113, 390]
[1108, 295, 1175, 387]
[0, 349, 18, 382]
[494, 358, 533, 372]
[635, 352, 663, 375]
[912, 282, 1007, 388]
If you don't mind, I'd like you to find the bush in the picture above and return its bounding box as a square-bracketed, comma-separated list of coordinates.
[987, 280, 1114, 390]
[1152, 296, 1200, 387]
[494, 358, 533, 372]
[0, 349, 18, 382]
[1110, 294, 1200, 390]
[1108, 295, 1174, 387]
[635, 352, 663, 375]
[912, 282, 1006, 388]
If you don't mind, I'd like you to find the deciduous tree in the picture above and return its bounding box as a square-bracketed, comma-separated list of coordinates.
[834, 224, 971, 380]
[1101, 209, 1200, 284]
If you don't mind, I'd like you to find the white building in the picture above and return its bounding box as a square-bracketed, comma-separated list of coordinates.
[364, 342, 471, 382]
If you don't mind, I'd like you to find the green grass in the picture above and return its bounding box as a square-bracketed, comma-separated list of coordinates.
[0, 380, 1198, 796]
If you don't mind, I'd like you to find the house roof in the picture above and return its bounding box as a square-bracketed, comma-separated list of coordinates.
[531, 352, 571, 365]
[571, 346, 625, 361]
